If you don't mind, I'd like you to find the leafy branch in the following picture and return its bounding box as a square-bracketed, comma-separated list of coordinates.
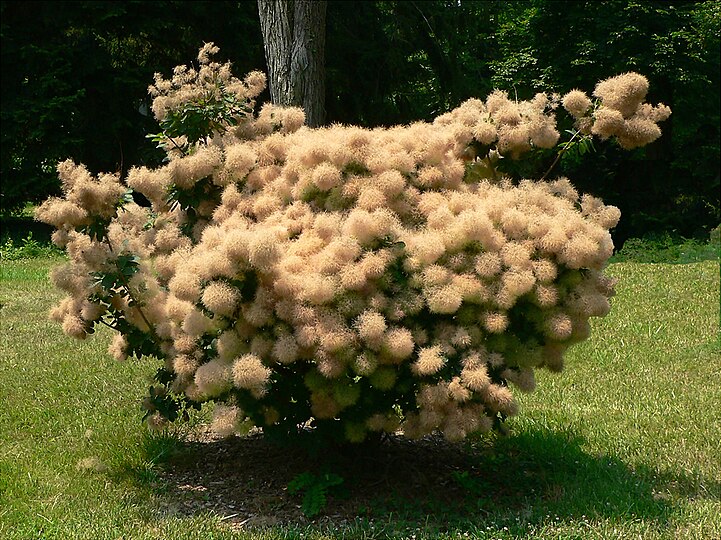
[147, 81, 252, 157]
[540, 129, 595, 181]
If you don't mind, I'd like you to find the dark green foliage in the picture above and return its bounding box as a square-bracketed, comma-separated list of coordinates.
[485, 0, 720, 243]
[610, 227, 720, 263]
[148, 83, 252, 152]
[88, 250, 162, 358]
[0, 0, 264, 215]
[324, 0, 720, 243]
[2, 0, 718, 242]
[287, 471, 345, 518]
[325, 0, 503, 125]
[142, 380, 201, 424]
[91, 252, 140, 292]
[166, 177, 223, 236]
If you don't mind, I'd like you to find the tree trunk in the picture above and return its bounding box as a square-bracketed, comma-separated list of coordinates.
[257, 0, 327, 127]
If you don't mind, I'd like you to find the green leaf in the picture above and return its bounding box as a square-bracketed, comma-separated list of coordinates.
[287, 471, 345, 518]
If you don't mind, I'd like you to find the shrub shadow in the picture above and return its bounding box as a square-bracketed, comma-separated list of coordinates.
[129, 426, 717, 532]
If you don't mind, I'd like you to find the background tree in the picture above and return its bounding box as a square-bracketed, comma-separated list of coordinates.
[0, 0, 264, 216]
[1, 0, 718, 246]
[257, 0, 327, 127]
[326, 0, 719, 243]
[485, 0, 720, 244]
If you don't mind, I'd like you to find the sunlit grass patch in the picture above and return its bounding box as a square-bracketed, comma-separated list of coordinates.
[1, 257, 719, 539]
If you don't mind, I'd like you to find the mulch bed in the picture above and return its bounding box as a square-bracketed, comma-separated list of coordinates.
[153, 426, 521, 529]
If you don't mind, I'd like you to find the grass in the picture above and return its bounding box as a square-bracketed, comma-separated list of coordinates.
[1, 252, 719, 539]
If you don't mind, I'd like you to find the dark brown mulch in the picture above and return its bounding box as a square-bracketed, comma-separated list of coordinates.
[152, 426, 520, 529]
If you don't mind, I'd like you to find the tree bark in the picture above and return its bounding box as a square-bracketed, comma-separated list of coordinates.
[257, 0, 327, 127]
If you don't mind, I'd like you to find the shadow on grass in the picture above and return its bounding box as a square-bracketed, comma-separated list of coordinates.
[119, 426, 717, 533]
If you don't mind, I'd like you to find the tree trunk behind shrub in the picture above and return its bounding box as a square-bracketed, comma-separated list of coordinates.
[258, 0, 327, 127]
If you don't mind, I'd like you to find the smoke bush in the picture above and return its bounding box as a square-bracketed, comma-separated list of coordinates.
[36, 44, 670, 444]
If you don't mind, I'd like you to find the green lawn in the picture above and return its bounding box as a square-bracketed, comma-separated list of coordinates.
[1, 257, 719, 539]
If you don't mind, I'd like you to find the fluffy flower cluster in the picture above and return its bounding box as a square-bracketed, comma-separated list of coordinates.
[148, 42, 267, 124]
[562, 72, 671, 149]
[37, 49, 669, 443]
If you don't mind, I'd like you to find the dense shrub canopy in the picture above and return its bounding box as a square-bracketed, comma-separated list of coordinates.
[36, 47, 670, 444]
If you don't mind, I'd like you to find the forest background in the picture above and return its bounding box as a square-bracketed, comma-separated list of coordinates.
[1, 0, 719, 247]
